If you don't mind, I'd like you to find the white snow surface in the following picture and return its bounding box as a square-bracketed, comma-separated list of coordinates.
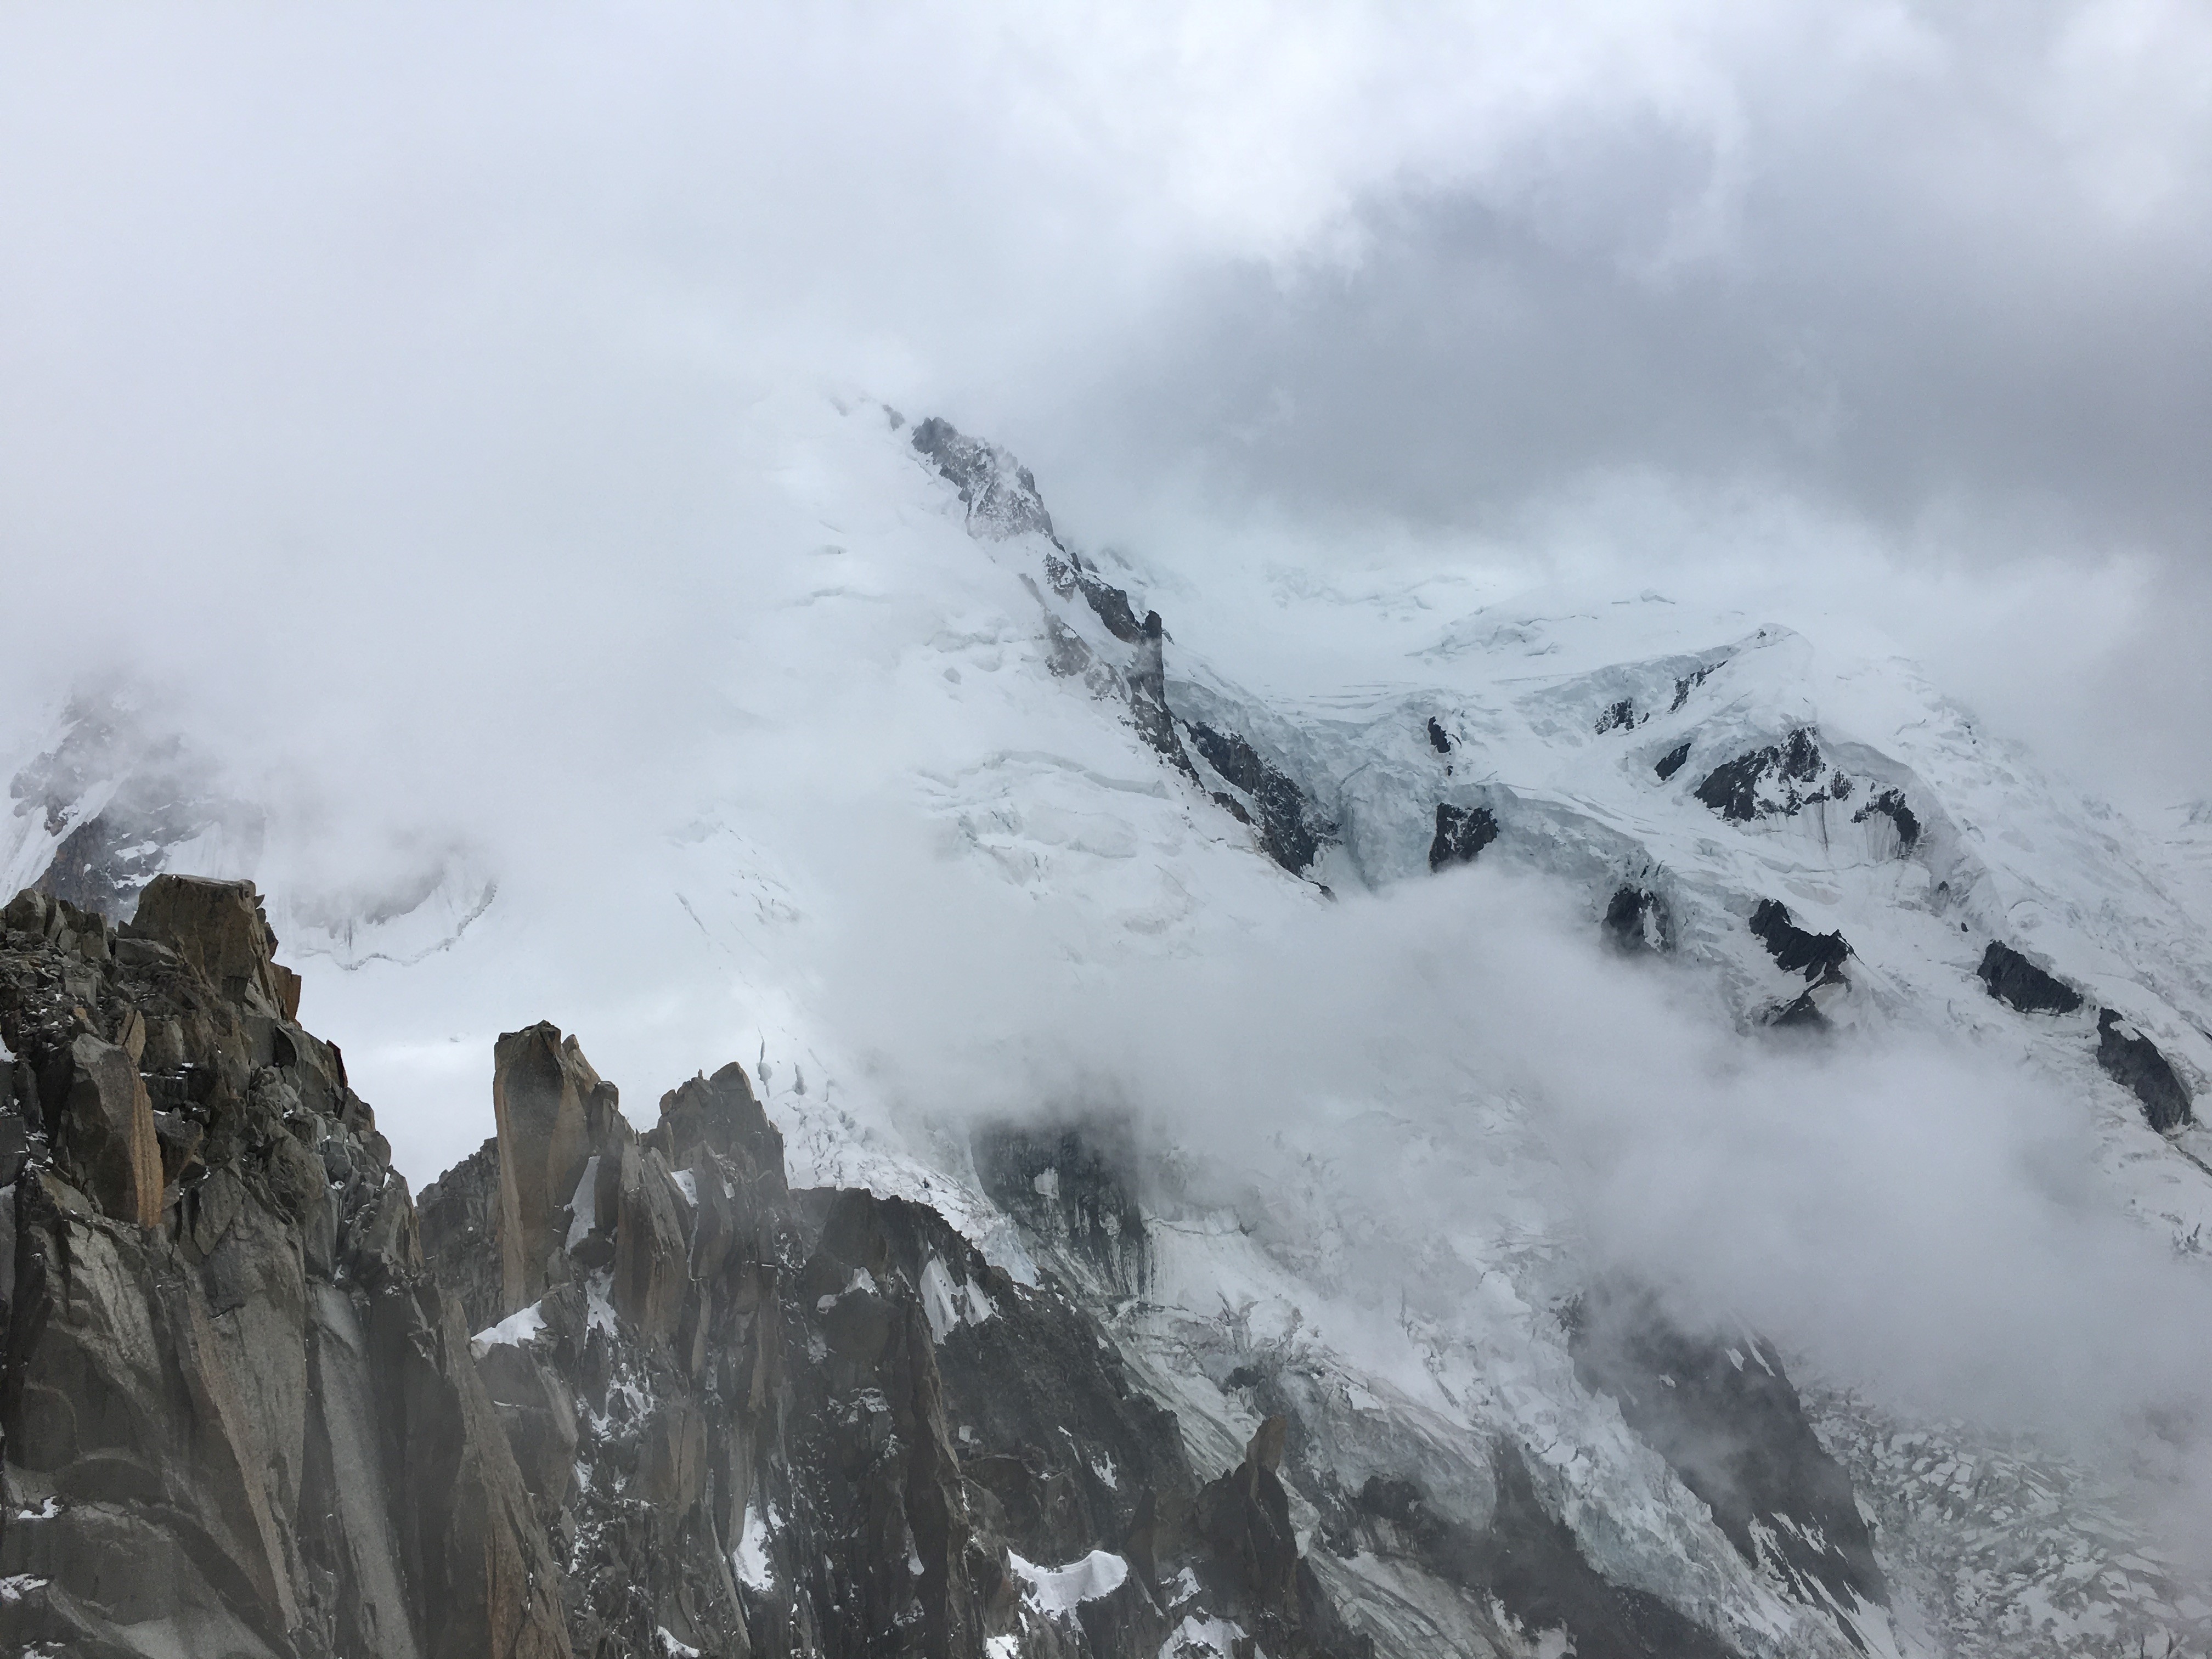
[471, 1301, 546, 1355]
[731, 1502, 776, 1593]
[1008, 1549, 1129, 1618]
[8, 391, 2212, 1657]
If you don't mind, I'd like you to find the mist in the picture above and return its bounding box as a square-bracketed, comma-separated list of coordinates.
[7, 4, 2212, 812]
[799, 819, 2211, 1426]
[6, 0, 2212, 1619]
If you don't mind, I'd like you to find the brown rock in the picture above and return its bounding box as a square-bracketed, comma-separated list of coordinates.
[59, 1034, 163, 1226]
[490, 1023, 606, 1317]
[475, 1340, 580, 1510]
[128, 874, 294, 1014]
[272, 961, 303, 1020]
[611, 1141, 691, 1343]
[648, 1061, 786, 1205]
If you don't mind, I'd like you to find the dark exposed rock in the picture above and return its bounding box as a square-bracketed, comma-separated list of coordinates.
[1768, 989, 1830, 1030]
[1328, 1452, 1736, 1659]
[910, 416, 1058, 542]
[1750, 899, 1850, 985]
[1595, 699, 1643, 734]
[129, 873, 298, 1019]
[1852, 787, 1921, 853]
[1188, 723, 1329, 875]
[1977, 942, 2084, 1015]
[1192, 1422, 1369, 1659]
[1428, 803, 1499, 871]
[1671, 665, 1714, 712]
[54, 1032, 162, 1227]
[919, 415, 1363, 884]
[1426, 718, 1452, 754]
[417, 1040, 1333, 1656]
[973, 1119, 1150, 1302]
[1043, 550, 1144, 646]
[1568, 1282, 1885, 1635]
[489, 1020, 615, 1317]
[1125, 612, 1200, 782]
[2096, 1009, 2194, 1132]
[1603, 885, 1669, 953]
[1694, 731, 1835, 822]
[1655, 740, 1692, 782]
[419, 1138, 507, 1336]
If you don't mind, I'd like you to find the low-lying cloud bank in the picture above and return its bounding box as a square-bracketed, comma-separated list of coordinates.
[805, 838, 2212, 1554]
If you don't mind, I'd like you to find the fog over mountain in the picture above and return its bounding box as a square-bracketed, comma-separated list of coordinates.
[4, 8, 2212, 1658]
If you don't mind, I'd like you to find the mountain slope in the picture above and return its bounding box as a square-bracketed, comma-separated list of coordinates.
[3, 396, 2210, 1656]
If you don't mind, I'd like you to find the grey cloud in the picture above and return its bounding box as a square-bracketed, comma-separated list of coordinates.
[1037, 89, 2210, 555]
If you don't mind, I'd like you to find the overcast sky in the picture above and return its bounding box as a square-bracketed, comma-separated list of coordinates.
[4, 2, 2209, 807]
[10, 4, 2212, 1570]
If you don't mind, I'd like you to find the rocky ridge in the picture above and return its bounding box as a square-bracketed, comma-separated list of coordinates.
[0, 871, 1922, 1656]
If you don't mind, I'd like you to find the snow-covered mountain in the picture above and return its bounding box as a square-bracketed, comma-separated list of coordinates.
[4, 394, 2209, 1657]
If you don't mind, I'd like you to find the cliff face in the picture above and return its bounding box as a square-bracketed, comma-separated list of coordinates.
[0, 876, 568, 1659]
[0, 878, 1403, 1658]
[417, 1023, 1381, 1657]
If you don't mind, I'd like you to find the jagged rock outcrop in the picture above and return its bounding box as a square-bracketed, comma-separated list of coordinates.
[1186, 723, 1329, 875]
[1748, 899, 1849, 985]
[132, 871, 303, 1018]
[1603, 884, 1669, 953]
[1429, 803, 1499, 871]
[973, 1119, 1151, 1301]
[980, 1120, 1800, 1659]
[1190, 1418, 1369, 1659]
[1326, 1451, 1737, 1659]
[2096, 1009, 2194, 1132]
[489, 1020, 614, 1313]
[420, 1030, 1383, 1656]
[1695, 731, 1844, 823]
[1976, 941, 2084, 1015]
[0, 877, 568, 1659]
[1851, 787, 1920, 852]
[1, 874, 1395, 1659]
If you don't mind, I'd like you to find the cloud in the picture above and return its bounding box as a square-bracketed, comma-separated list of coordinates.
[799, 836, 2212, 1558]
[5, 4, 2208, 815]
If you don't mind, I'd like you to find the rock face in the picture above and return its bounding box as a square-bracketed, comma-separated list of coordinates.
[2096, 1009, 2194, 1132]
[1327, 1452, 1736, 1659]
[412, 1019, 1388, 1656]
[1694, 731, 1836, 822]
[1748, 899, 1850, 985]
[1977, 941, 2084, 1015]
[489, 1021, 611, 1313]
[1429, 803, 1500, 871]
[1603, 885, 1669, 953]
[1568, 1282, 1886, 1622]
[0, 877, 568, 1659]
[1187, 723, 1329, 875]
